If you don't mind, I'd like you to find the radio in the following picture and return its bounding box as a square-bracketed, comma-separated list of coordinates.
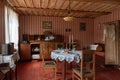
[2, 43, 14, 55]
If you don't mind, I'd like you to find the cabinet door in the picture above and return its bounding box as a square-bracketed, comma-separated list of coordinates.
[20, 44, 31, 61]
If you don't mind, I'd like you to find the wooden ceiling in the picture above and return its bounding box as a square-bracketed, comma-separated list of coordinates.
[4, 0, 120, 18]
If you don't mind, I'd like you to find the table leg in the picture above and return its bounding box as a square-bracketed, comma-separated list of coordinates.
[62, 60, 66, 80]
[10, 68, 12, 80]
[15, 62, 17, 80]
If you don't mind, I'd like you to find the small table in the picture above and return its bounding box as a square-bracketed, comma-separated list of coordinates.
[0, 51, 20, 80]
[51, 49, 82, 80]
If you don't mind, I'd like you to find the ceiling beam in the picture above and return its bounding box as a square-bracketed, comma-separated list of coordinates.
[66, 0, 120, 5]
[68, 0, 120, 2]
[14, 7, 110, 15]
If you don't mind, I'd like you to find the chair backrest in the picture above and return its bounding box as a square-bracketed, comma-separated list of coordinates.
[41, 45, 45, 63]
[57, 44, 63, 49]
[80, 50, 95, 75]
[56, 43, 64, 49]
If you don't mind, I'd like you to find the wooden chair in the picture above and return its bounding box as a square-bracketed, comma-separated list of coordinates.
[41, 45, 57, 80]
[72, 50, 95, 80]
[0, 63, 12, 80]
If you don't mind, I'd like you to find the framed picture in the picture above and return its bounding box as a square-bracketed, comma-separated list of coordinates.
[42, 21, 52, 29]
[80, 23, 86, 31]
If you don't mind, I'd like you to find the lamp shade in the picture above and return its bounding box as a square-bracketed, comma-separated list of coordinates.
[63, 0, 74, 21]
[63, 16, 74, 21]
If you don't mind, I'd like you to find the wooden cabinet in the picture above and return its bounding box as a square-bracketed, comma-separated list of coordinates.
[20, 44, 31, 61]
[20, 41, 64, 60]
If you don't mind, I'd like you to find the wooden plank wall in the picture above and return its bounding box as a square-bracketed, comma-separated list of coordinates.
[94, 8, 120, 43]
[19, 16, 94, 49]
[0, 1, 5, 53]
[1, 3, 120, 50]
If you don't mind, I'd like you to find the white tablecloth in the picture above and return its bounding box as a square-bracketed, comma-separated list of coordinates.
[0, 51, 20, 69]
[51, 50, 82, 63]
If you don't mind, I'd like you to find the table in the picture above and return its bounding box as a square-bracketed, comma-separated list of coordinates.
[51, 49, 82, 80]
[0, 51, 20, 80]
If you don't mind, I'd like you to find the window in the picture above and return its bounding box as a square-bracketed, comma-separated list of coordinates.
[5, 6, 19, 49]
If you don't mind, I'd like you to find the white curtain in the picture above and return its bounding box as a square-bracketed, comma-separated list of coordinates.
[104, 23, 117, 65]
[5, 6, 19, 49]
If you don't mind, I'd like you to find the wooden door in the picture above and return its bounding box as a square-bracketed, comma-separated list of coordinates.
[115, 21, 120, 65]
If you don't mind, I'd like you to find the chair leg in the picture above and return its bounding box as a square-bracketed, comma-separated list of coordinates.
[54, 68, 56, 80]
[93, 74, 95, 80]
[81, 76, 83, 80]
[72, 71, 74, 80]
[15, 63, 17, 80]
[4, 74, 7, 80]
[10, 69, 12, 80]
[42, 67, 44, 80]
[85, 77, 88, 80]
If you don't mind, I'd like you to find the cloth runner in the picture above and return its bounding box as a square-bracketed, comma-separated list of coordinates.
[0, 51, 20, 69]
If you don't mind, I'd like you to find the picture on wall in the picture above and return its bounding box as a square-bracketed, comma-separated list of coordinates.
[80, 23, 86, 31]
[42, 21, 52, 29]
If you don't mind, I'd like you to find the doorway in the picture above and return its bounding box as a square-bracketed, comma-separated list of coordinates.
[103, 21, 119, 65]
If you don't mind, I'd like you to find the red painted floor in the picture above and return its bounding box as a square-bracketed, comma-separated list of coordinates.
[10, 55, 120, 80]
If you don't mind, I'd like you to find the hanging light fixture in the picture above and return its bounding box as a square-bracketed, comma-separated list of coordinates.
[63, 0, 74, 21]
